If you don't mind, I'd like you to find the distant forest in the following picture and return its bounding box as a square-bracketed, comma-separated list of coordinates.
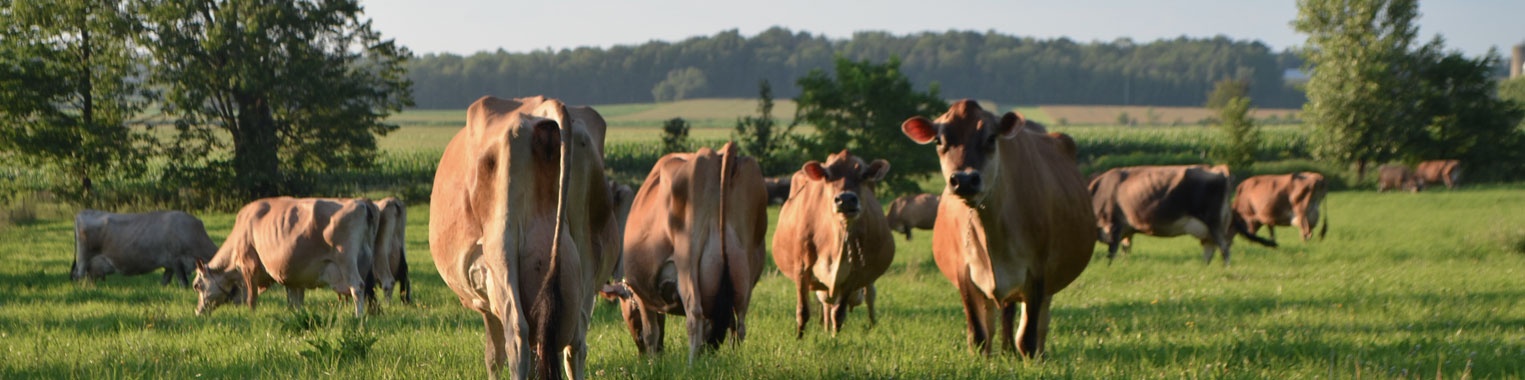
[406, 27, 1309, 109]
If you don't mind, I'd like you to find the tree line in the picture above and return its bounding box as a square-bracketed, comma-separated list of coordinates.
[406, 27, 1308, 109]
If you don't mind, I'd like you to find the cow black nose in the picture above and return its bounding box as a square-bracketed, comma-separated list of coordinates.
[834, 193, 860, 212]
[950, 172, 982, 197]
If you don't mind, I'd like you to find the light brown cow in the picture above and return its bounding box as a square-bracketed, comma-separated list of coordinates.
[885, 193, 939, 240]
[1377, 164, 1423, 192]
[1416, 159, 1462, 190]
[1089, 165, 1277, 266]
[370, 197, 411, 303]
[193, 197, 379, 317]
[772, 149, 894, 338]
[430, 96, 621, 380]
[600, 142, 768, 360]
[72, 210, 217, 287]
[901, 99, 1092, 357]
[1232, 172, 1329, 243]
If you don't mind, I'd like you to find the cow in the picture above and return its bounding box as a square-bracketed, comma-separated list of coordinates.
[763, 176, 791, 205]
[902, 100, 1094, 357]
[370, 197, 411, 303]
[1416, 159, 1462, 190]
[1232, 172, 1329, 243]
[1088, 165, 1277, 266]
[430, 96, 621, 380]
[608, 179, 635, 236]
[192, 197, 379, 318]
[599, 142, 769, 361]
[1377, 164, 1423, 193]
[772, 149, 894, 339]
[885, 193, 939, 240]
[72, 210, 217, 287]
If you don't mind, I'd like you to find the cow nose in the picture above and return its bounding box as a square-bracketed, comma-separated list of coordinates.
[950, 172, 982, 197]
[834, 192, 860, 213]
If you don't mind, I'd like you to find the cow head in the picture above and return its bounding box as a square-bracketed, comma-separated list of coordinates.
[902, 100, 1023, 206]
[192, 259, 243, 316]
[800, 150, 890, 222]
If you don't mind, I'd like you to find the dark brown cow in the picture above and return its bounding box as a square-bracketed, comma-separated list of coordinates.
[193, 197, 379, 317]
[1089, 165, 1276, 266]
[1232, 172, 1329, 243]
[600, 143, 768, 361]
[772, 150, 894, 338]
[1416, 159, 1462, 190]
[885, 193, 939, 240]
[72, 210, 217, 287]
[763, 176, 791, 205]
[430, 96, 621, 379]
[1377, 164, 1423, 192]
[902, 100, 1092, 357]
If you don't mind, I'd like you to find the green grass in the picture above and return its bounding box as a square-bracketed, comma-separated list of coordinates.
[4, 186, 1525, 378]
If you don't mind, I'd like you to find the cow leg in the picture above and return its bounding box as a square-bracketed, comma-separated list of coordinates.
[161, 266, 175, 286]
[1015, 281, 1051, 359]
[1200, 239, 1219, 265]
[287, 288, 306, 309]
[999, 302, 1018, 354]
[863, 284, 878, 329]
[828, 297, 848, 336]
[794, 274, 811, 339]
[959, 274, 997, 355]
[1266, 224, 1277, 242]
[482, 313, 507, 380]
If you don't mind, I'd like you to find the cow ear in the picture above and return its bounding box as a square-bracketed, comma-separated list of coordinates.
[863, 159, 890, 182]
[802, 161, 828, 181]
[902, 117, 938, 145]
[195, 259, 208, 273]
[997, 112, 1026, 139]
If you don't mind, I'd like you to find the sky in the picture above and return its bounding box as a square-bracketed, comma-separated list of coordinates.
[362, 0, 1523, 59]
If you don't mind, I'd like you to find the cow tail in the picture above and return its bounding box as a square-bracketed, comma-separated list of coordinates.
[396, 247, 412, 304]
[532, 106, 572, 380]
[1231, 213, 1278, 248]
[363, 200, 380, 307]
[708, 143, 740, 346]
[1318, 200, 1329, 241]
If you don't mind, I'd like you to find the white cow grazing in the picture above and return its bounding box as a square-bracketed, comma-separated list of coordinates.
[73, 209, 218, 287]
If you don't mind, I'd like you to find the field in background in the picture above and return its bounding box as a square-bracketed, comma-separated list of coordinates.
[1042, 105, 1301, 126]
[3, 186, 1523, 378]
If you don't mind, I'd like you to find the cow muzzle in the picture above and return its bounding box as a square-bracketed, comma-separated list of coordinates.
[950, 171, 983, 199]
[834, 192, 861, 217]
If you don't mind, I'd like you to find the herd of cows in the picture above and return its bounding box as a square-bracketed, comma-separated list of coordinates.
[64, 96, 1467, 379]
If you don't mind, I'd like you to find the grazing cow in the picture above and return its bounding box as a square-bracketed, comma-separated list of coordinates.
[1377, 164, 1423, 192]
[885, 193, 939, 240]
[192, 197, 379, 317]
[772, 150, 894, 338]
[1089, 165, 1277, 266]
[902, 100, 1093, 357]
[430, 96, 621, 379]
[1232, 172, 1329, 243]
[1416, 159, 1462, 190]
[763, 176, 791, 205]
[371, 197, 411, 303]
[600, 143, 769, 360]
[72, 210, 217, 287]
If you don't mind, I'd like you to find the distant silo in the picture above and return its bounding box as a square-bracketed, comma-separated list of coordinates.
[1513, 43, 1525, 78]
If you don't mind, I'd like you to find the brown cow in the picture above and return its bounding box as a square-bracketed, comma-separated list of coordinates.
[430, 96, 620, 379]
[1377, 164, 1423, 192]
[763, 176, 791, 205]
[370, 197, 411, 303]
[1232, 172, 1329, 243]
[600, 143, 768, 360]
[1089, 165, 1276, 266]
[1416, 159, 1462, 190]
[193, 197, 379, 317]
[72, 210, 217, 287]
[885, 193, 939, 240]
[902, 100, 1093, 357]
[772, 150, 894, 338]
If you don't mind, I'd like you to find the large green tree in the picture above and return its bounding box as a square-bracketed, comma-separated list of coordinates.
[793, 56, 947, 194]
[0, 0, 152, 201]
[135, 0, 412, 198]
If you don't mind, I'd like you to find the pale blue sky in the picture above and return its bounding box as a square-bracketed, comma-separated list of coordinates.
[363, 0, 1522, 58]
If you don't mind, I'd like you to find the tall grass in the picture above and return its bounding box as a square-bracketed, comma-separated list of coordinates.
[4, 188, 1524, 378]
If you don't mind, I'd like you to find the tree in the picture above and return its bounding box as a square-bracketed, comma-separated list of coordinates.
[135, 0, 412, 199]
[1208, 79, 1260, 174]
[1294, 0, 1424, 180]
[661, 117, 690, 154]
[732, 80, 795, 174]
[1408, 47, 1525, 180]
[651, 67, 708, 102]
[793, 56, 947, 194]
[0, 0, 152, 202]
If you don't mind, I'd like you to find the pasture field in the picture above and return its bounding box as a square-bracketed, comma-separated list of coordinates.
[3, 186, 1524, 378]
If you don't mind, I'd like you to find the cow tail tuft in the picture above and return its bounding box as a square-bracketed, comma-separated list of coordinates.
[396, 247, 412, 304]
[532, 105, 572, 380]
